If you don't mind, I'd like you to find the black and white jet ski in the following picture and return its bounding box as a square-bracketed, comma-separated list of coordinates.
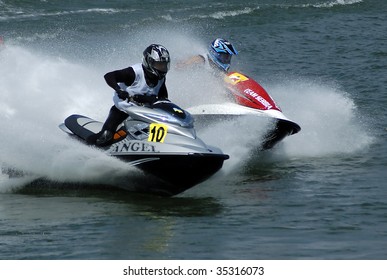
[187, 71, 301, 149]
[59, 100, 229, 196]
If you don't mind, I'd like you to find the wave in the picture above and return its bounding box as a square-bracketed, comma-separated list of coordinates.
[301, 0, 363, 8]
[197, 7, 258, 20]
[0, 7, 132, 21]
[139, 6, 259, 23]
[163, 0, 363, 22]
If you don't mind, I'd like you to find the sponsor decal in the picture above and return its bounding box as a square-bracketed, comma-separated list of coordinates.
[110, 140, 157, 154]
[224, 72, 249, 85]
[244, 88, 273, 109]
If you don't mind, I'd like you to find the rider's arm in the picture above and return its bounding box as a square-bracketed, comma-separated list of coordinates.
[175, 55, 206, 69]
[157, 81, 168, 100]
[104, 67, 136, 92]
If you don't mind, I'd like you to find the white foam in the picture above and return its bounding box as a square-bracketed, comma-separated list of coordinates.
[303, 0, 363, 8]
[0, 46, 135, 191]
[266, 78, 374, 158]
[205, 7, 257, 20]
[0, 7, 128, 21]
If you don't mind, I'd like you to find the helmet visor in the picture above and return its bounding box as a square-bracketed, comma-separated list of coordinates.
[216, 52, 232, 64]
[153, 61, 170, 74]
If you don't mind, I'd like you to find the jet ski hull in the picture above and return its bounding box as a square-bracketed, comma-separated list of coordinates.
[262, 118, 300, 149]
[115, 152, 227, 196]
[60, 110, 228, 196]
[188, 102, 301, 150]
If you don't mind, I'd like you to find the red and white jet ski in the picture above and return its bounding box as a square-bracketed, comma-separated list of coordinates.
[187, 72, 301, 149]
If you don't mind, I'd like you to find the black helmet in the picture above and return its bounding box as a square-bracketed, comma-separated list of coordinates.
[142, 44, 170, 80]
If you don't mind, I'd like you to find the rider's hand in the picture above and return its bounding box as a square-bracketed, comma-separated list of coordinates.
[116, 89, 129, 100]
[133, 94, 157, 104]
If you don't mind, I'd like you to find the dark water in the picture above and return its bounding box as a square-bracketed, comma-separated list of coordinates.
[1, 0, 386, 260]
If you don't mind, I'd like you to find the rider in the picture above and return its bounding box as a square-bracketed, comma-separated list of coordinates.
[176, 38, 238, 73]
[91, 44, 171, 146]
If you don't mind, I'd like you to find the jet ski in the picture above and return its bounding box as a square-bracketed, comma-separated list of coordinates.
[187, 72, 301, 149]
[59, 100, 229, 196]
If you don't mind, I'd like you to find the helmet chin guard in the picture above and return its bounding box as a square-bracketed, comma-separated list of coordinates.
[142, 44, 170, 79]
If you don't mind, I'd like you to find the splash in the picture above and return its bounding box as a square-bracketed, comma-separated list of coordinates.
[265, 78, 374, 158]
[199, 115, 273, 173]
[0, 27, 213, 192]
[169, 52, 373, 163]
[0, 45, 136, 192]
[0, 34, 373, 192]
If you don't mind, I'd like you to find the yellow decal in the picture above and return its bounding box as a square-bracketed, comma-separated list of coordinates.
[224, 72, 249, 85]
[173, 107, 183, 114]
[148, 123, 168, 143]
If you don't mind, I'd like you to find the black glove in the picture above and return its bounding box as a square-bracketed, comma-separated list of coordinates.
[132, 94, 157, 104]
[116, 89, 130, 101]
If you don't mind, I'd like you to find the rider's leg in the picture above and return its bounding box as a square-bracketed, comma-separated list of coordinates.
[88, 106, 128, 146]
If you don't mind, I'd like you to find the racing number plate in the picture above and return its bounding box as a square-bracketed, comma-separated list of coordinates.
[148, 123, 168, 143]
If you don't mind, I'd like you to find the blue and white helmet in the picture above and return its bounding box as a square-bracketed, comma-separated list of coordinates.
[208, 38, 238, 72]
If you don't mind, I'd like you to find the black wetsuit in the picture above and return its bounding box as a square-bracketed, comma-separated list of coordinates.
[88, 65, 168, 145]
[104, 65, 168, 99]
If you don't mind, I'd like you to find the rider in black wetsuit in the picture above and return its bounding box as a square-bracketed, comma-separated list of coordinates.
[89, 44, 171, 146]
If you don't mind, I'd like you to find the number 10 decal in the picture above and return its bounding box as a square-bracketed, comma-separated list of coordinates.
[148, 123, 168, 143]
